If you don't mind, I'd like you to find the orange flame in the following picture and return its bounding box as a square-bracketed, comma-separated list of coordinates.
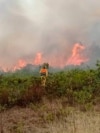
[0, 43, 89, 72]
[33, 52, 42, 65]
[13, 59, 27, 71]
[66, 43, 88, 65]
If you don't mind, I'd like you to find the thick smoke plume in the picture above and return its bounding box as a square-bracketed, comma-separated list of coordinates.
[0, 0, 100, 70]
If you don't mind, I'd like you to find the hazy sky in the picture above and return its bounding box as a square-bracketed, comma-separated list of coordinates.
[0, 0, 100, 69]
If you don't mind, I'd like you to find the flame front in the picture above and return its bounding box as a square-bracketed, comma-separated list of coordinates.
[66, 43, 88, 65]
[13, 59, 27, 71]
[33, 52, 42, 65]
[0, 43, 89, 72]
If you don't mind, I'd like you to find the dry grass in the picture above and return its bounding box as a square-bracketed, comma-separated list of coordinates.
[0, 98, 100, 133]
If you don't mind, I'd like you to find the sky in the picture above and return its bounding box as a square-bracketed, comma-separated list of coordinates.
[0, 0, 100, 69]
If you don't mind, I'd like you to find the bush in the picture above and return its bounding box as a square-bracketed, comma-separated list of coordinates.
[0, 64, 100, 107]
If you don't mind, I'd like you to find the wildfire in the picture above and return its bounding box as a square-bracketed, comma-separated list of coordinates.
[66, 43, 88, 65]
[0, 43, 89, 72]
[33, 52, 42, 65]
[13, 59, 27, 71]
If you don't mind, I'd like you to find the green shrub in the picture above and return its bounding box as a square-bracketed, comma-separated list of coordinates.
[0, 63, 100, 107]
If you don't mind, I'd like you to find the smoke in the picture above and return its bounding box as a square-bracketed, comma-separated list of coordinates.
[0, 0, 100, 69]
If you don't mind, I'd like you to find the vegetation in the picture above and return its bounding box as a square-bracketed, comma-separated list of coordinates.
[0, 62, 100, 133]
[0, 62, 100, 109]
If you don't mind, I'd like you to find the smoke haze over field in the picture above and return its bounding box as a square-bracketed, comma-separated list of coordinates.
[0, 0, 100, 69]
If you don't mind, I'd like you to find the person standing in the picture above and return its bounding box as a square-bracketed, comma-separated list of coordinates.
[39, 65, 48, 87]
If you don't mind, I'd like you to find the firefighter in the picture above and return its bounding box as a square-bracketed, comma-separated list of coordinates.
[39, 65, 48, 87]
